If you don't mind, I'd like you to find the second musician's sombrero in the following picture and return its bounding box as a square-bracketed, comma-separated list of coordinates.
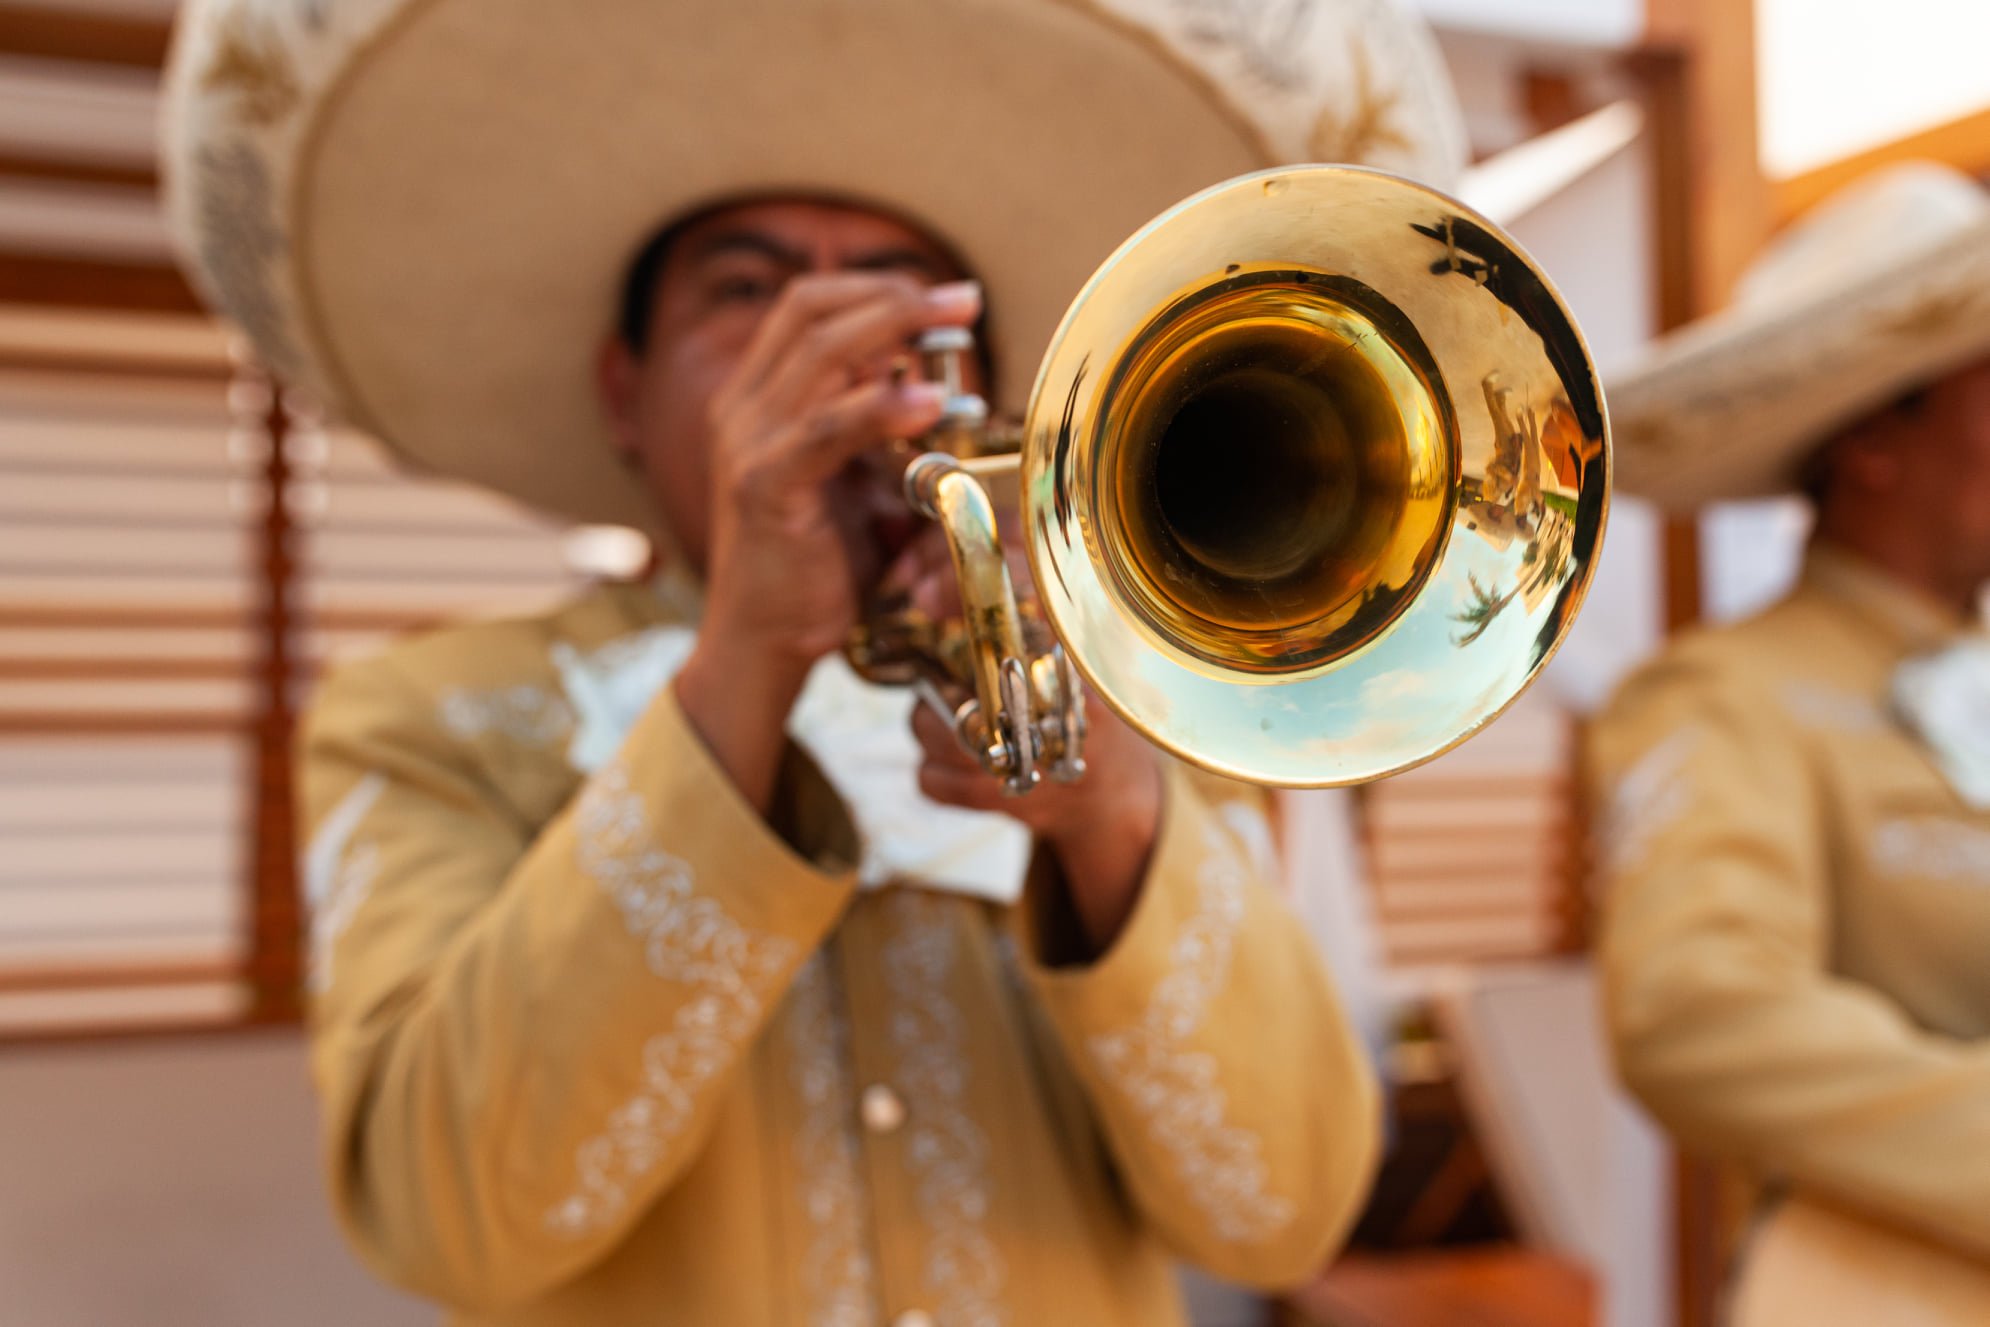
[1609, 162, 1990, 512]
[161, 0, 1467, 530]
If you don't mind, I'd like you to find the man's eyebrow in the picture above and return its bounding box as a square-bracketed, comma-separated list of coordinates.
[685, 231, 811, 270]
[845, 248, 953, 280]
[684, 232, 953, 282]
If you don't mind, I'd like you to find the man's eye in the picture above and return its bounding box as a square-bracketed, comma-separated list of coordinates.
[714, 276, 778, 304]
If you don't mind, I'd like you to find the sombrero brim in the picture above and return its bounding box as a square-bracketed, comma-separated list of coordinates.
[1607, 219, 1990, 512]
[164, 0, 1470, 531]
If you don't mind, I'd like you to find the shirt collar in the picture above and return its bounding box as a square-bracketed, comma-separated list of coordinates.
[1802, 541, 1974, 656]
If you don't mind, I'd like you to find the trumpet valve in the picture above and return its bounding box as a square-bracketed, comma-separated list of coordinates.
[916, 326, 989, 442]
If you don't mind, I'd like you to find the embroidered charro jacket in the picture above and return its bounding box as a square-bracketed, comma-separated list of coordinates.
[1591, 545, 1990, 1259]
[296, 578, 1379, 1325]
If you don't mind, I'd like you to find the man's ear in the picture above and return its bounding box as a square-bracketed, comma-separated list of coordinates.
[597, 338, 642, 462]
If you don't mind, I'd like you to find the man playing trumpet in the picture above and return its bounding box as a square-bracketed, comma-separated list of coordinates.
[163, 0, 1476, 1320]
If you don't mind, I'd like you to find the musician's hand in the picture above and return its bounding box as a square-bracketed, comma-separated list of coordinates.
[695, 272, 981, 680]
[900, 536, 1164, 957]
[676, 273, 981, 810]
[912, 693, 1162, 955]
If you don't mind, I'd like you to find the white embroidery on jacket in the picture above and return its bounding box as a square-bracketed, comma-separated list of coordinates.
[1598, 728, 1700, 877]
[545, 763, 797, 1238]
[1872, 818, 1990, 883]
[437, 684, 573, 746]
[1086, 824, 1296, 1244]
[300, 772, 385, 993]
[1217, 800, 1279, 879]
[787, 954, 880, 1327]
[1779, 681, 1885, 734]
[882, 890, 1006, 1326]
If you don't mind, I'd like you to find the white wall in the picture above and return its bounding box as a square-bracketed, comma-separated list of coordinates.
[0, 1032, 431, 1327]
[1758, 0, 1990, 177]
[1412, 0, 1645, 49]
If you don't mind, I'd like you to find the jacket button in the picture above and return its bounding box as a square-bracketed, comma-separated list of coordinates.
[861, 1083, 907, 1134]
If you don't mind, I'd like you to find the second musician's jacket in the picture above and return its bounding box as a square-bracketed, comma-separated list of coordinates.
[1592, 545, 1990, 1259]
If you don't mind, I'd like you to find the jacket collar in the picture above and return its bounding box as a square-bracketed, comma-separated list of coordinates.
[1802, 541, 1972, 659]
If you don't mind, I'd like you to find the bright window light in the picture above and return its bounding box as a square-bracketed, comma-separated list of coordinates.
[1758, 0, 1990, 178]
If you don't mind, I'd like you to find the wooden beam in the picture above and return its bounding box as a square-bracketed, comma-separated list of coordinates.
[0, 155, 156, 191]
[0, 960, 237, 995]
[246, 380, 302, 1023]
[0, 605, 250, 629]
[0, 4, 175, 68]
[1634, 6, 1773, 1326]
[0, 253, 201, 314]
[1636, 1, 1769, 315]
[1629, 13, 1761, 643]
[0, 306, 230, 382]
[1642, 0, 1696, 49]
[0, 1013, 292, 1049]
[1631, 51, 1692, 330]
[1776, 105, 1990, 226]
[0, 603, 448, 632]
[1520, 70, 1588, 136]
[0, 658, 248, 681]
[1661, 520, 1705, 636]
[0, 712, 249, 734]
[0, 346, 230, 381]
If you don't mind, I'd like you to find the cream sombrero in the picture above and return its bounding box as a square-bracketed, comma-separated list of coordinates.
[161, 0, 1467, 530]
[1610, 162, 1990, 512]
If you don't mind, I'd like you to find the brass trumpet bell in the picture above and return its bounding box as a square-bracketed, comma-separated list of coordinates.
[871, 165, 1609, 790]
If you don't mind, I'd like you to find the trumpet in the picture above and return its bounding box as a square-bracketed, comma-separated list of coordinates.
[847, 165, 1610, 794]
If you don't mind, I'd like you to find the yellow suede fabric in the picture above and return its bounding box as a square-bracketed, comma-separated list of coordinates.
[1592, 546, 1990, 1263]
[296, 580, 1378, 1324]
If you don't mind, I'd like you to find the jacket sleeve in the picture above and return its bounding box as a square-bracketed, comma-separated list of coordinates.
[297, 654, 857, 1310]
[1591, 659, 1990, 1259]
[1012, 761, 1381, 1289]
